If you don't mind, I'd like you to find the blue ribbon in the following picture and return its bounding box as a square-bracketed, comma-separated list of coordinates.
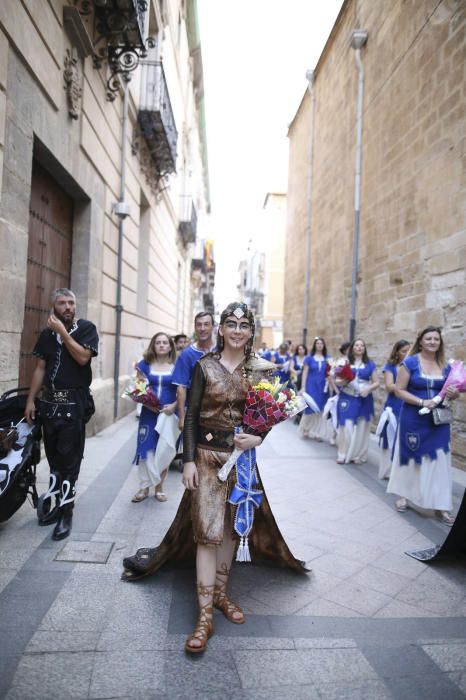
[228, 446, 263, 540]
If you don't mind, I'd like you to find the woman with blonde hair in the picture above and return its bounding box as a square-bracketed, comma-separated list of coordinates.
[387, 326, 459, 524]
[131, 332, 178, 503]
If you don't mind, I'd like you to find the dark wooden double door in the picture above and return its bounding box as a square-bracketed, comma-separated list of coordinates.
[19, 162, 74, 386]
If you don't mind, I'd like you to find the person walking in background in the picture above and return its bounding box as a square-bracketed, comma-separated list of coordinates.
[272, 342, 292, 384]
[376, 339, 411, 479]
[299, 337, 329, 440]
[258, 341, 272, 361]
[387, 326, 459, 525]
[24, 288, 98, 540]
[174, 334, 189, 355]
[292, 343, 308, 391]
[336, 338, 378, 464]
[173, 312, 216, 432]
[132, 333, 178, 503]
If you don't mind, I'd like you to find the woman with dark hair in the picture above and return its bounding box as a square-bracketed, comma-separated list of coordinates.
[387, 326, 459, 524]
[292, 343, 308, 390]
[122, 303, 307, 653]
[299, 337, 329, 440]
[131, 332, 178, 503]
[376, 339, 411, 479]
[336, 338, 378, 464]
[272, 342, 292, 384]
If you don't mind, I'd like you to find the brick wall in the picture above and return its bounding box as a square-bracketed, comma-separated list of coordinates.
[284, 0, 466, 467]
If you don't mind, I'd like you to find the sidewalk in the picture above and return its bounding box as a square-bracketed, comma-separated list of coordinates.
[0, 413, 465, 699]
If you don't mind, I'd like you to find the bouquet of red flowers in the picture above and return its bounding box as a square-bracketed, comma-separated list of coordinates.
[218, 378, 305, 481]
[121, 377, 161, 411]
[326, 358, 355, 383]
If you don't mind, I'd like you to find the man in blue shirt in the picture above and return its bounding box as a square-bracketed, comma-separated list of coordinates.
[173, 311, 215, 430]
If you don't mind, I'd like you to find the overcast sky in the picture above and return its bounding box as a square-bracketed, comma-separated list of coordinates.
[197, 0, 343, 310]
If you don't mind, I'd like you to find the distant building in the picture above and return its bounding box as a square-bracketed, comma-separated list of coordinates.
[237, 192, 286, 349]
[283, 0, 466, 466]
[0, 0, 212, 430]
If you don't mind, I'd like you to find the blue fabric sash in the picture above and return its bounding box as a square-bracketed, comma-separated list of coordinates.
[228, 446, 263, 562]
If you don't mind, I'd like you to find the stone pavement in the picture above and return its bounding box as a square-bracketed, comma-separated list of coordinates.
[0, 413, 465, 700]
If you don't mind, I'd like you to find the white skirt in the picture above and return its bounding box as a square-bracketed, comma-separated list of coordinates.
[299, 412, 326, 440]
[387, 438, 452, 510]
[378, 448, 392, 480]
[336, 418, 371, 463]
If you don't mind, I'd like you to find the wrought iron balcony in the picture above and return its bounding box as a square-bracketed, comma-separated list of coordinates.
[73, 0, 154, 99]
[191, 258, 206, 274]
[138, 60, 178, 178]
[203, 292, 214, 311]
[178, 199, 197, 246]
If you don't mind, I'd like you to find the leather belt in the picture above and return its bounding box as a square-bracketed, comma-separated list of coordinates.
[197, 425, 235, 451]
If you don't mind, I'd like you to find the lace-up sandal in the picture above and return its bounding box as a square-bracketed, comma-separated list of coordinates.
[185, 600, 214, 654]
[213, 565, 245, 624]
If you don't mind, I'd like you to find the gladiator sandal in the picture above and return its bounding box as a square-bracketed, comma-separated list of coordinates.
[185, 583, 214, 654]
[213, 563, 245, 624]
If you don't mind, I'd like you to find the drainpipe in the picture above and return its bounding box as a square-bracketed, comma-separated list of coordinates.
[302, 69, 316, 348]
[113, 79, 131, 420]
[349, 30, 368, 342]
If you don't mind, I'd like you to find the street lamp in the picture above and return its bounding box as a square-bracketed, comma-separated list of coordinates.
[303, 68, 316, 347]
[349, 29, 368, 342]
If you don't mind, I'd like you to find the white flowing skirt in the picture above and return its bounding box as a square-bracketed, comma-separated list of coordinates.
[299, 412, 327, 440]
[336, 418, 371, 463]
[378, 448, 392, 479]
[387, 438, 452, 510]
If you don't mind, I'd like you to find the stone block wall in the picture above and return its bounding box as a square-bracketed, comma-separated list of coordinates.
[284, 0, 466, 467]
[0, 1, 209, 432]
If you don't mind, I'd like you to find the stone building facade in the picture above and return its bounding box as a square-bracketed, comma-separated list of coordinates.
[284, 0, 466, 466]
[0, 0, 211, 431]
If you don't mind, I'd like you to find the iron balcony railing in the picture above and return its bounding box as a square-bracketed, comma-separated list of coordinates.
[139, 60, 178, 176]
[88, 0, 146, 50]
[179, 199, 197, 246]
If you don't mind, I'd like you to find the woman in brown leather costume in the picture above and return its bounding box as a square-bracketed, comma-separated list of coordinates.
[122, 302, 307, 653]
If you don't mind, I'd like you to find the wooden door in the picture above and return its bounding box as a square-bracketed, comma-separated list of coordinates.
[19, 162, 74, 386]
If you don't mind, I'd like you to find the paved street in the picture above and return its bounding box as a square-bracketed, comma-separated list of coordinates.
[1, 413, 465, 700]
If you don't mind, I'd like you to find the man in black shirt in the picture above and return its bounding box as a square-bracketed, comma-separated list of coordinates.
[25, 288, 99, 540]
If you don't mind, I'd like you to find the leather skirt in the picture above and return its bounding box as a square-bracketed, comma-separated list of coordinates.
[191, 446, 235, 545]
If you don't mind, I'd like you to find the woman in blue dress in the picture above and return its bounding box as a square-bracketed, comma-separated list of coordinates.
[291, 343, 307, 391]
[336, 338, 379, 464]
[272, 343, 291, 384]
[376, 339, 411, 479]
[132, 332, 178, 503]
[299, 337, 329, 440]
[387, 326, 459, 524]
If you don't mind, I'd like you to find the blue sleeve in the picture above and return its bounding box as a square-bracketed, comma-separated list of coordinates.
[382, 363, 393, 374]
[402, 355, 416, 374]
[304, 356, 311, 368]
[135, 360, 148, 377]
[172, 350, 193, 388]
